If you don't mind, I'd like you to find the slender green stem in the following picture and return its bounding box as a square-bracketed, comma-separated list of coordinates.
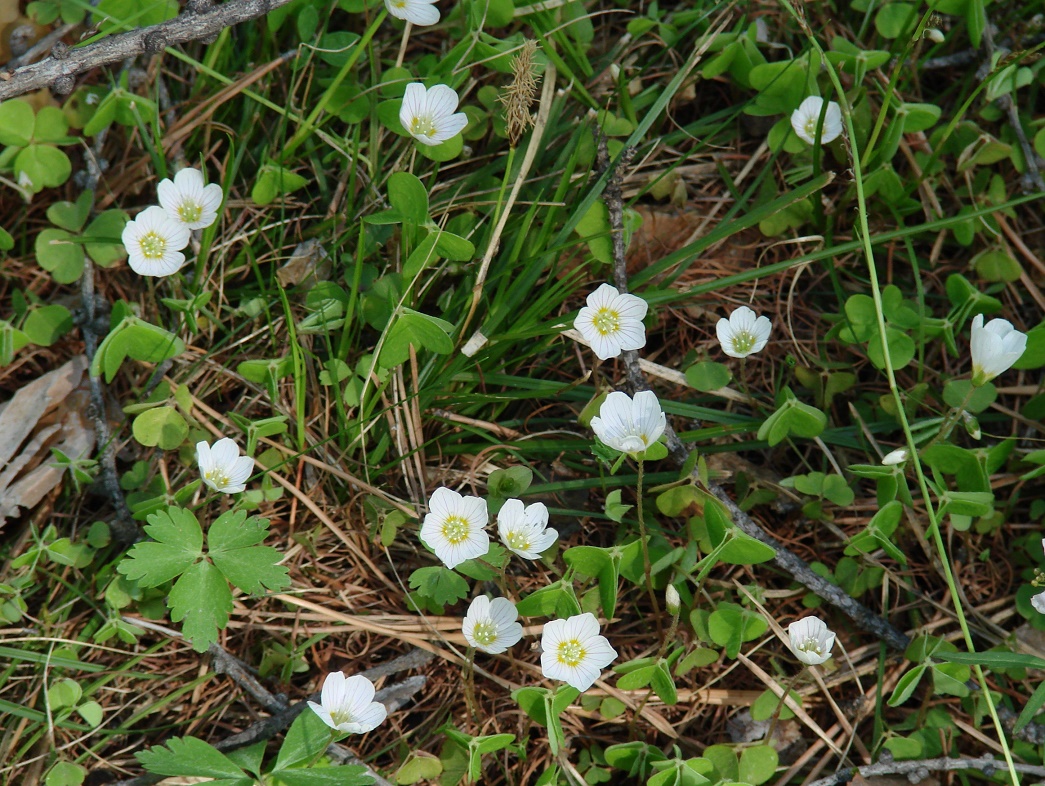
[636, 459, 662, 636]
[777, 4, 1019, 782]
[463, 647, 478, 723]
[918, 386, 976, 453]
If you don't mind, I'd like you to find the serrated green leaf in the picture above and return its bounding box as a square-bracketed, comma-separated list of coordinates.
[117, 507, 203, 586]
[136, 736, 251, 785]
[408, 566, 469, 607]
[206, 509, 289, 595]
[168, 561, 233, 652]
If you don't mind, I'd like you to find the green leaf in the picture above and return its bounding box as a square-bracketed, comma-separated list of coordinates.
[397, 752, 443, 784]
[274, 709, 337, 771]
[402, 232, 441, 280]
[379, 309, 454, 368]
[943, 379, 996, 413]
[23, 305, 73, 346]
[136, 736, 252, 785]
[269, 768, 373, 786]
[35, 228, 85, 284]
[252, 164, 309, 206]
[575, 201, 614, 264]
[0, 100, 35, 146]
[972, 248, 1022, 283]
[76, 701, 103, 727]
[132, 406, 189, 450]
[408, 566, 469, 607]
[719, 532, 776, 565]
[169, 560, 233, 652]
[387, 172, 429, 224]
[433, 230, 474, 262]
[874, 2, 916, 38]
[117, 507, 203, 586]
[83, 210, 129, 266]
[888, 663, 926, 706]
[707, 602, 768, 658]
[47, 678, 82, 709]
[1015, 680, 1045, 733]
[757, 389, 827, 446]
[650, 663, 678, 705]
[33, 106, 70, 143]
[47, 191, 92, 232]
[16, 145, 72, 191]
[739, 745, 778, 786]
[208, 510, 290, 595]
[417, 132, 463, 162]
[45, 761, 85, 786]
[604, 489, 632, 523]
[685, 361, 732, 392]
[937, 650, 1045, 670]
[90, 316, 185, 383]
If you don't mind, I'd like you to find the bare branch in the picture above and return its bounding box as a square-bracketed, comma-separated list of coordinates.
[0, 0, 296, 102]
[807, 753, 1045, 786]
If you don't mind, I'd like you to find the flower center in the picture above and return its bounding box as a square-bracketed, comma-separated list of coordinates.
[803, 117, 820, 138]
[410, 115, 438, 138]
[392, 0, 406, 6]
[472, 620, 499, 646]
[441, 515, 470, 545]
[731, 330, 756, 354]
[797, 637, 823, 655]
[329, 708, 355, 726]
[556, 638, 586, 667]
[139, 231, 167, 259]
[592, 307, 620, 336]
[177, 200, 203, 224]
[506, 530, 531, 551]
[205, 468, 230, 488]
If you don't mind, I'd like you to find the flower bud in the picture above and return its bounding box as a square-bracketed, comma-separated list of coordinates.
[881, 448, 908, 465]
[665, 585, 681, 614]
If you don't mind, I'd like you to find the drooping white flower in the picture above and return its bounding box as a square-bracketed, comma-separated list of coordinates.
[573, 283, 648, 360]
[790, 96, 843, 145]
[787, 616, 836, 666]
[196, 438, 254, 494]
[462, 596, 523, 654]
[122, 205, 190, 277]
[716, 306, 772, 359]
[419, 487, 489, 569]
[540, 612, 617, 692]
[970, 313, 1027, 386]
[307, 672, 387, 734]
[590, 390, 666, 456]
[400, 84, 468, 147]
[384, 0, 439, 26]
[497, 499, 557, 560]
[881, 448, 909, 466]
[157, 167, 223, 231]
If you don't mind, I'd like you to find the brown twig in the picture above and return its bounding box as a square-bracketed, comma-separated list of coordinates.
[806, 753, 1045, 786]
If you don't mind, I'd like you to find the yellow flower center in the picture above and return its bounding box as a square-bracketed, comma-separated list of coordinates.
[797, 637, 822, 655]
[392, 0, 406, 7]
[205, 468, 230, 488]
[505, 530, 531, 551]
[556, 638, 586, 667]
[139, 231, 167, 259]
[592, 307, 620, 336]
[472, 621, 498, 647]
[441, 515, 470, 545]
[177, 200, 203, 224]
[731, 331, 756, 354]
[803, 117, 819, 138]
[410, 116, 438, 138]
[330, 708, 355, 726]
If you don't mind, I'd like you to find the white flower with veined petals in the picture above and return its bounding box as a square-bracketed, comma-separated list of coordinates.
[573, 283, 648, 360]
[787, 616, 836, 666]
[157, 168, 223, 231]
[307, 672, 387, 734]
[970, 313, 1027, 386]
[122, 205, 190, 277]
[462, 596, 523, 654]
[197, 438, 254, 494]
[540, 613, 617, 692]
[1032, 591, 1045, 615]
[419, 487, 489, 569]
[790, 96, 843, 145]
[400, 84, 468, 147]
[384, 0, 439, 25]
[590, 390, 666, 456]
[497, 499, 557, 560]
[716, 306, 772, 359]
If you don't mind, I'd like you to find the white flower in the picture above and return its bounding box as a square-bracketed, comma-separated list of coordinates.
[307, 672, 387, 734]
[573, 284, 648, 360]
[970, 313, 1027, 386]
[419, 487, 489, 569]
[787, 616, 836, 666]
[540, 613, 617, 692]
[400, 84, 468, 147]
[590, 390, 666, 456]
[462, 596, 523, 654]
[665, 585, 681, 614]
[121, 205, 190, 277]
[196, 438, 254, 494]
[790, 96, 843, 145]
[881, 448, 909, 466]
[716, 306, 772, 359]
[157, 168, 223, 231]
[384, 0, 439, 26]
[1032, 591, 1045, 616]
[497, 499, 557, 559]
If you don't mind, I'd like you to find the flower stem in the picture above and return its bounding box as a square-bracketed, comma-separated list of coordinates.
[636, 459, 662, 637]
[463, 647, 479, 723]
[918, 385, 976, 453]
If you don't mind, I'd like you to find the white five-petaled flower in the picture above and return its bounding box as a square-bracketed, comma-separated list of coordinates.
[196, 438, 254, 494]
[307, 672, 387, 734]
[1032, 591, 1045, 616]
[787, 616, 836, 666]
[157, 167, 223, 231]
[497, 499, 558, 559]
[573, 283, 648, 360]
[716, 306, 772, 359]
[419, 487, 489, 569]
[384, 0, 439, 25]
[540, 613, 617, 692]
[462, 596, 524, 654]
[400, 83, 468, 147]
[121, 205, 190, 277]
[881, 448, 909, 466]
[590, 390, 666, 456]
[790, 96, 844, 145]
[969, 313, 1027, 386]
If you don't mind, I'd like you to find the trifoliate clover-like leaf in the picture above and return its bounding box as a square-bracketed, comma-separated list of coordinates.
[136, 735, 253, 786]
[207, 509, 290, 596]
[169, 560, 232, 652]
[117, 507, 203, 586]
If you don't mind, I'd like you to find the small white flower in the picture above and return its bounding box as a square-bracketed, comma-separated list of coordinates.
[307, 672, 387, 734]
[573, 283, 648, 360]
[419, 487, 489, 569]
[400, 83, 468, 147]
[540, 612, 617, 692]
[881, 448, 909, 466]
[790, 96, 844, 145]
[157, 167, 223, 231]
[970, 313, 1027, 386]
[497, 499, 557, 559]
[122, 205, 190, 277]
[196, 438, 254, 494]
[787, 616, 836, 666]
[462, 596, 523, 654]
[665, 585, 681, 614]
[716, 306, 772, 359]
[384, 0, 439, 26]
[590, 390, 666, 456]
[1032, 591, 1045, 616]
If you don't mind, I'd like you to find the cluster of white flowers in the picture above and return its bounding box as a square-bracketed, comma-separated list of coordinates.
[122, 168, 222, 277]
